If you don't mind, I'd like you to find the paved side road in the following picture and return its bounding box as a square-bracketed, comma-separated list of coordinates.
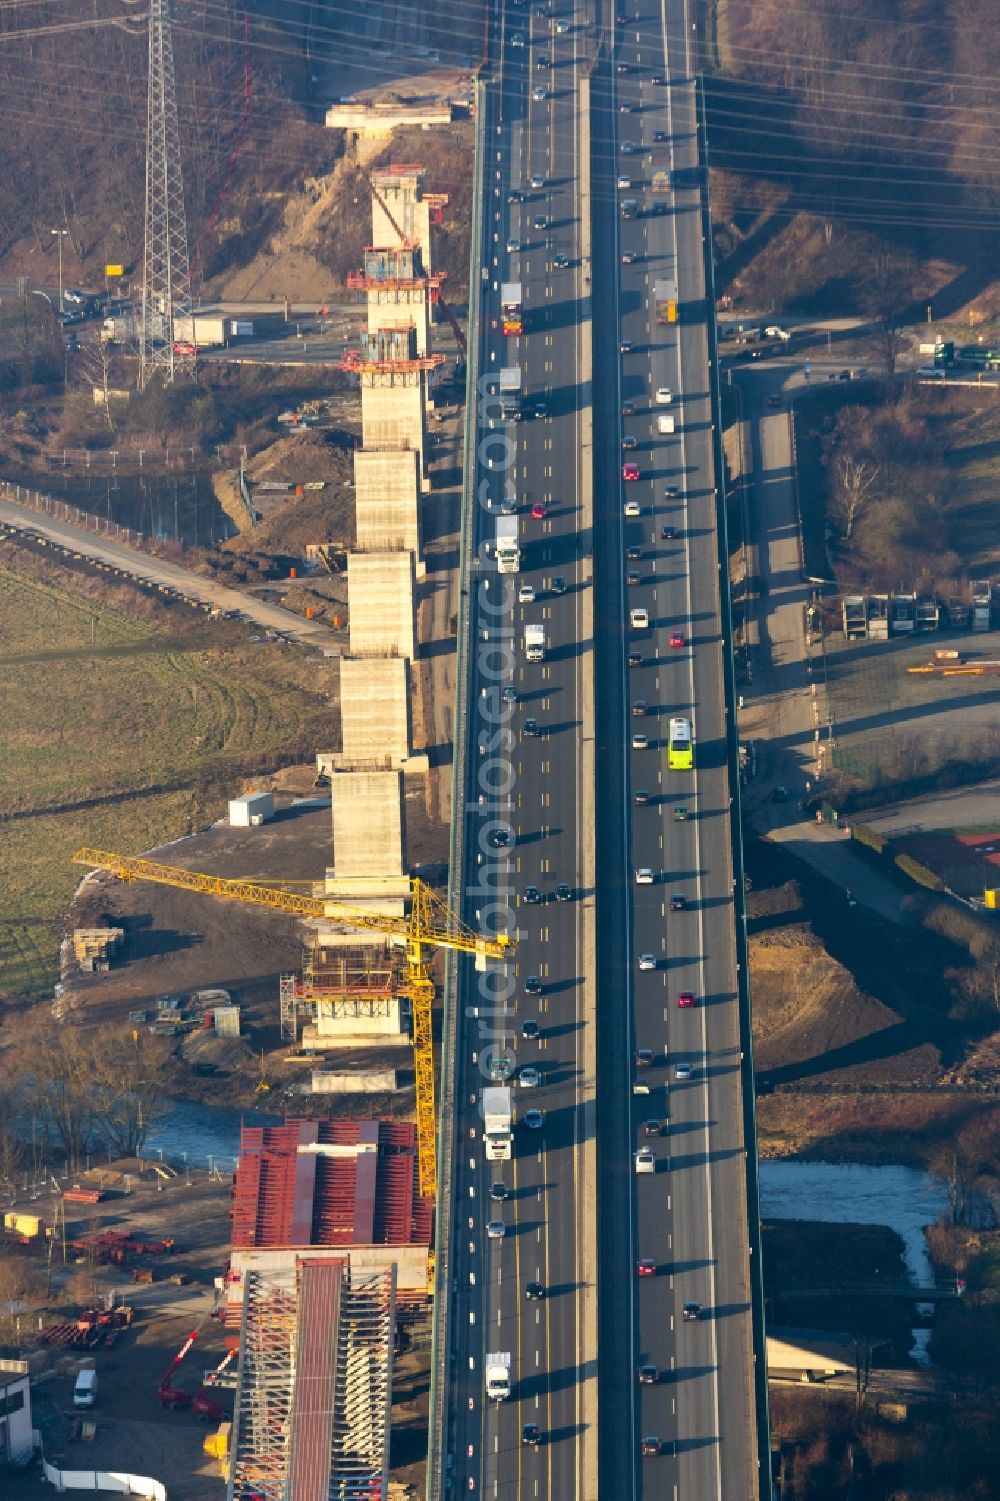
[0, 495, 340, 650]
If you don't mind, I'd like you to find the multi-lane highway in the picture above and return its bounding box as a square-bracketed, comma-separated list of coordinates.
[592, 1, 762, 1495]
[446, 3, 596, 1497]
[442, 0, 766, 1497]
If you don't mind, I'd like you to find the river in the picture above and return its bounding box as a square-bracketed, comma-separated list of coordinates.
[144, 1099, 281, 1173]
[759, 1159, 950, 1363]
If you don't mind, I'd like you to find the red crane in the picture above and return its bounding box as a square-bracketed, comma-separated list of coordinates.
[156, 1327, 226, 1422]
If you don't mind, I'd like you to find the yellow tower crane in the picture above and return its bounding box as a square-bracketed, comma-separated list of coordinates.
[73, 848, 514, 1199]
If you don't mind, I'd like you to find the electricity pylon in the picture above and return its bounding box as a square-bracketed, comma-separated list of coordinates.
[140, 0, 194, 389]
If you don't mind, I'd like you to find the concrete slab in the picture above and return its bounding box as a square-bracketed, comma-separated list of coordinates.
[340, 656, 412, 764]
[366, 287, 431, 357]
[331, 769, 407, 880]
[371, 168, 434, 272]
[361, 379, 427, 475]
[348, 552, 417, 659]
[353, 448, 422, 554]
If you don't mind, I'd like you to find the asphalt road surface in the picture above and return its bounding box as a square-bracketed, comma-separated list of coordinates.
[591, 0, 759, 1496]
[446, 4, 595, 1498]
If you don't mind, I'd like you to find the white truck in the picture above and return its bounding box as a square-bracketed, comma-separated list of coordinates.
[524, 623, 545, 662]
[496, 514, 520, 575]
[485, 1351, 511, 1402]
[657, 413, 675, 434]
[483, 1086, 513, 1161]
[499, 365, 522, 421]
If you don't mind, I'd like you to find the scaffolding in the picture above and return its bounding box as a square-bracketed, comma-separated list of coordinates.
[229, 1260, 395, 1501]
[280, 939, 400, 1041]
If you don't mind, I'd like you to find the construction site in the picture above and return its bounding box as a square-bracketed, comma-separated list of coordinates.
[0, 64, 493, 1501]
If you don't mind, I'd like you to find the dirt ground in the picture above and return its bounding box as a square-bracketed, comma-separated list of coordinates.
[3, 1163, 232, 1500]
[747, 849, 943, 1093]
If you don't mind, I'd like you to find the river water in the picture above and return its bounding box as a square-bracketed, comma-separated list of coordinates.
[759, 1160, 950, 1364]
[144, 1099, 281, 1173]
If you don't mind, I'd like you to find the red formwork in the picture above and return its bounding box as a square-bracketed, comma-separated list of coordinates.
[230, 1120, 433, 1250]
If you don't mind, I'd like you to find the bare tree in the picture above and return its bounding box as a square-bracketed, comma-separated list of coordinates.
[834, 453, 880, 539]
[89, 1029, 173, 1160]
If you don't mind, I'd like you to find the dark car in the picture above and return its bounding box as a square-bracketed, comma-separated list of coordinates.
[670, 893, 687, 912]
[490, 1182, 509, 1201]
[524, 885, 542, 904]
[631, 700, 647, 717]
[653, 129, 667, 142]
[551, 575, 567, 594]
[621, 399, 635, 416]
[650, 72, 664, 83]
[626, 544, 642, 560]
[525, 1281, 545, 1300]
[643, 1118, 664, 1136]
[664, 484, 680, 498]
[488, 827, 512, 849]
[626, 570, 641, 587]
[523, 718, 541, 737]
[633, 789, 650, 805]
[552, 252, 569, 269]
[628, 650, 643, 667]
[638, 1364, 659, 1385]
[521, 1018, 540, 1040]
[683, 1301, 703, 1322]
[661, 524, 677, 540]
[641, 1436, 662, 1457]
[635, 1048, 654, 1068]
[556, 883, 573, 902]
[523, 1423, 541, 1446]
[524, 974, 542, 994]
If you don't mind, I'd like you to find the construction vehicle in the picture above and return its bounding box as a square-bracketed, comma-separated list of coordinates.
[652, 169, 671, 194]
[157, 1328, 225, 1422]
[73, 849, 514, 1200]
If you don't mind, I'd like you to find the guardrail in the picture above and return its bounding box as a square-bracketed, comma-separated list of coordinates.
[0, 480, 146, 546]
[426, 73, 486, 1501]
[698, 77, 774, 1501]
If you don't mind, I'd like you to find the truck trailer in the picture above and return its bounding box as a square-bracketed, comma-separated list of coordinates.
[501, 283, 523, 337]
[483, 1086, 513, 1160]
[524, 623, 545, 662]
[499, 366, 523, 421]
[495, 514, 520, 575]
[653, 278, 679, 325]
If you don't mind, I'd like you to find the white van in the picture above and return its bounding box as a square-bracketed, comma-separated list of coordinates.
[657, 414, 675, 434]
[74, 1368, 98, 1408]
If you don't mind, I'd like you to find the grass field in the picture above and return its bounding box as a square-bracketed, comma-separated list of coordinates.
[0, 561, 336, 999]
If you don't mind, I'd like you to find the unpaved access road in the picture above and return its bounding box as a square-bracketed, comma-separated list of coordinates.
[0, 493, 340, 650]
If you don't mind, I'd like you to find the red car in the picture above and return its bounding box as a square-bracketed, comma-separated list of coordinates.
[668, 630, 685, 648]
[637, 1258, 657, 1277]
[530, 501, 548, 520]
[623, 461, 640, 481]
[677, 990, 696, 1008]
